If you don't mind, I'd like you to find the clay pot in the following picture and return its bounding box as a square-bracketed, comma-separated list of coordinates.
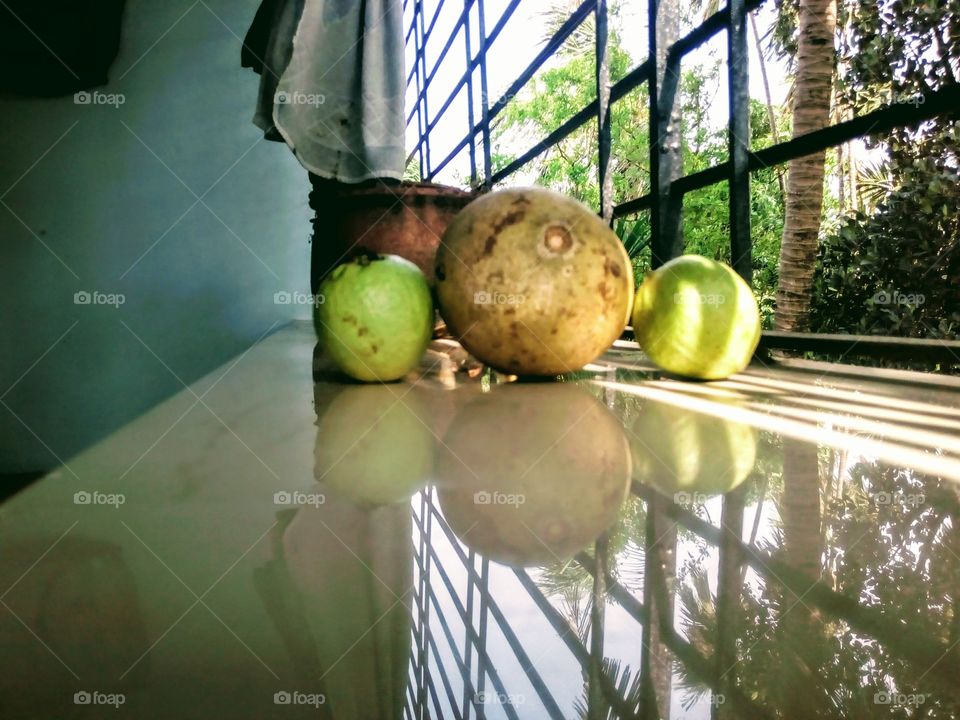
[310, 180, 475, 291]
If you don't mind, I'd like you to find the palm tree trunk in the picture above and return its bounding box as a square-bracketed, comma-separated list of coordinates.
[774, 0, 837, 332]
[749, 11, 786, 199]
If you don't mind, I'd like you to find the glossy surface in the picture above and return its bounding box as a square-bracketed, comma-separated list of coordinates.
[2, 322, 959, 719]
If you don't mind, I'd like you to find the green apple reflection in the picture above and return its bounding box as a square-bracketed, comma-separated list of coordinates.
[313, 383, 437, 507]
[630, 397, 757, 498]
[435, 383, 631, 567]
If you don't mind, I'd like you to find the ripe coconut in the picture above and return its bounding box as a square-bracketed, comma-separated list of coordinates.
[435, 383, 631, 566]
[630, 397, 757, 499]
[314, 384, 435, 507]
[632, 255, 761, 380]
[435, 187, 634, 375]
[315, 253, 433, 382]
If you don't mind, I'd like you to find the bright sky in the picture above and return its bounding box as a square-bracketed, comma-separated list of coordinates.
[403, 0, 790, 189]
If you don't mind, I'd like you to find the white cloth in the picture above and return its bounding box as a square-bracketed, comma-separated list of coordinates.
[272, 0, 406, 182]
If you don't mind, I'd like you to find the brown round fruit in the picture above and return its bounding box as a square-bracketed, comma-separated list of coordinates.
[435, 187, 634, 375]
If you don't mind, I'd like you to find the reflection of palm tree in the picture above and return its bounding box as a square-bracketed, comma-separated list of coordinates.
[777, 439, 829, 714]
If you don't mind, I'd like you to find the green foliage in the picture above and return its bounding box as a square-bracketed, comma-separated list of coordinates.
[810, 0, 960, 353]
[490, 20, 786, 326]
[811, 130, 960, 344]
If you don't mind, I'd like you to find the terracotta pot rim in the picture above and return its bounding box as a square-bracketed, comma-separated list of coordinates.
[335, 180, 476, 203]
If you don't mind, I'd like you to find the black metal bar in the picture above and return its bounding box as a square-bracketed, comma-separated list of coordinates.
[426, 631, 466, 720]
[407, 0, 475, 120]
[669, 0, 764, 61]
[758, 330, 960, 362]
[409, 550, 488, 720]
[424, 0, 523, 179]
[577, 549, 773, 720]
[632, 481, 722, 545]
[615, 82, 960, 219]
[412, 4, 426, 179]
[629, 481, 960, 695]
[475, 557, 491, 713]
[490, 0, 595, 124]
[463, 549, 477, 720]
[463, 1, 478, 185]
[422, 570, 482, 711]
[648, 0, 684, 268]
[476, 0, 492, 187]
[674, 83, 960, 197]
[489, 100, 598, 184]
[409, 0, 525, 134]
[727, 0, 752, 282]
[511, 569, 591, 664]
[410, 507, 520, 720]
[426, 668, 447, 720]
[512, 567, 642, 720]
[417, 0, 592, 178]
[424, 503, 567, 720]
[417, 4, 432, 176]
[596, 0, 613, 222]
[434, 56, 652, 184]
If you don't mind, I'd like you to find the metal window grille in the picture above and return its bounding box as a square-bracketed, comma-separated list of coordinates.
[403, 0, 960, 362]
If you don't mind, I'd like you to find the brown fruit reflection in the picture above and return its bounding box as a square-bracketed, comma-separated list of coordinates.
[436, 383, 631, 566]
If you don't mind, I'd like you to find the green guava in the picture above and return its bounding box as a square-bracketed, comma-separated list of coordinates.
[630, 398, 757, 498]
[435, 187, 634, 376]
[434, 383, 631, 566]
[315, 254, 433, 382]
[632, 255, 761, 380]
[314, 384, 435, 507]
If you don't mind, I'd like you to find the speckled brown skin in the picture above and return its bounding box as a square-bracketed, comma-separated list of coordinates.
[435, 187, 634, 375]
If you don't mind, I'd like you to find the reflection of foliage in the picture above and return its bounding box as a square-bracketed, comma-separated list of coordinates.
[574, 658, 643, 720]
[674, 565, 716, 711]
[674, 452, 960, 718]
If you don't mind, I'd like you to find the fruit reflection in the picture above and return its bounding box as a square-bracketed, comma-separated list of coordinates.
[277, 485, 413, 720]
[630, 397, 757, 498]
[314, 383, 436, 507]
[436, 383, 631, 566]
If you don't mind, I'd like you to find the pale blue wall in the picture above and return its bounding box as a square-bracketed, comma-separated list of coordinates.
[0, 0, 313, 472]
